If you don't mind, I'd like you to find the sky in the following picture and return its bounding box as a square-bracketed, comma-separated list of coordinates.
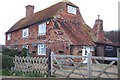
[0, 0, 119, 45]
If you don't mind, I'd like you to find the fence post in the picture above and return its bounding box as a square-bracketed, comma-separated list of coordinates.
[51, 51, 54, 76]
[117, 48, 120, 79]
[48, 49, 51, 77]
[87, 52, 92, 78]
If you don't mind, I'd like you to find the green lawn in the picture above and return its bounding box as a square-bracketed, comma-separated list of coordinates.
[1, 69, 55, 78]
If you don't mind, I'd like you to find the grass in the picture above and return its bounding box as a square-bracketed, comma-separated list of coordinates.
[0, 70, 2, 76]
[2, 69, 13, 76]
[24, 73, 47, 77]
[1, 69, 55, 78]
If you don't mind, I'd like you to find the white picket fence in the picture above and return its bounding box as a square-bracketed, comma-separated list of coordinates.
[12, 55, 48, 73]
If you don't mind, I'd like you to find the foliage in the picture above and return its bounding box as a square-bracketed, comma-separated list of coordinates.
[24, 72, 47, 77]
[2, 47, 29, 57]
[2, 69, 48, 77]
[13, 71, 24, 76]
[54, 22, 60, 29]
[0, 70, 2, 76]
[2, 69, 13, 76]
[21, 48, 28, 57]
[2, 54, 14, 69]
[2, 48, 19, 57]
[104, 30, 120, 43]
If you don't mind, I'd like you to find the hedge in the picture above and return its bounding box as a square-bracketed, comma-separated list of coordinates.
[2, 54, 14, 69]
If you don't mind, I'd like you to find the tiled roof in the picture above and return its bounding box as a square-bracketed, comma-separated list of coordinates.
[6, 1, 95, 46]
[6, 1, 77, 33]
[57, 18, 95, 46]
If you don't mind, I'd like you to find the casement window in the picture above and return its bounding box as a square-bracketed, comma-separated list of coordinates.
[38, 23, 46, 36]
[67, 5, 76, 14]
[105, 46, 113, 50]
[38, 44, 46, 55]
[7, 33, 11, 40]
[22, 45, 28, 49]
[22, 28, 29, 38]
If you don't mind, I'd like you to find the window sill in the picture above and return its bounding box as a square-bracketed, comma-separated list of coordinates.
[37, 35, 46, 40]
[22, 37, 28, 39]
[7, 40, 11, 41]
[38, 54, 46, 56]
[38, 34, 46, 36]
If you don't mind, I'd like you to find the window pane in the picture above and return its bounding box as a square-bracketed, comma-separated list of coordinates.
[22, 45, 28, 49]
[38, 44, 46, 55]
[67, 5, 76, 14]
[7, 34, 11, 40]
[38, 23, 46, 35]
[22, 28, 29, 38]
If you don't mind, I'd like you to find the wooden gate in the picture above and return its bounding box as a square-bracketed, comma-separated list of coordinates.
[50, 52, 118, 78]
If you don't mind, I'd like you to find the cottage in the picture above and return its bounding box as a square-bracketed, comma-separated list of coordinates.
[5, 1, 118, 59]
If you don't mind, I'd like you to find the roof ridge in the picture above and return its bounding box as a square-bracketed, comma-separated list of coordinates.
[6, 1, 78, 33]
[6, 2, 66, 33]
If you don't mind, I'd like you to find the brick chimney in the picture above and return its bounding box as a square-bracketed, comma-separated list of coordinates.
[63, 0, 70, 2]
[91, 15, 104, 42]
[26, 5, 34, 17]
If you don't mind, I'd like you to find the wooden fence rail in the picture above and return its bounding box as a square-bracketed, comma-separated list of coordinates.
[51, 52, 118, 78]
[10, 48, 119, 79]
[12, 55, 48, 73]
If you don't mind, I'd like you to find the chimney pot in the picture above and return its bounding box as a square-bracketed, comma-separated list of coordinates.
[98, 15, 100, 19]
[26, 5, 34, 17]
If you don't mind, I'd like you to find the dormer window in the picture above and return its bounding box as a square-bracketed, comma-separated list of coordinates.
[67, 5, 76, 14]
[22, 28, 29, 38]
[7, 33, 11, 40]
[38, 23, 46, 36]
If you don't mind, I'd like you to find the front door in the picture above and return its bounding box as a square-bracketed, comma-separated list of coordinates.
[82, 46, 91, 63]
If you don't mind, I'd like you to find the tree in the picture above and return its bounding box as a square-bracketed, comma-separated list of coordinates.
[104, 30, 119, 43]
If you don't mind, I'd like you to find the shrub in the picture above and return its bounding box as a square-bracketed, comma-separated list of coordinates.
[2, 69, 13, 76]
[13, 71, 24, 76]
[2, 54, 14, 69]
[2, 48, 18, 57]
[21, 48, 28, 57]
[21, 48, 27, 56]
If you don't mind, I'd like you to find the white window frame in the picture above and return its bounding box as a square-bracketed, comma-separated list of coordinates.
[22, 28, 29, 38]
[38, 44, 46, 55]
[38, 23, 46, 36]
[67, 5, 76, 14]
[7, 33, 11, 40]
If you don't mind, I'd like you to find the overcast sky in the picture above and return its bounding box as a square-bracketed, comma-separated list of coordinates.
[0, 0, 119, 45]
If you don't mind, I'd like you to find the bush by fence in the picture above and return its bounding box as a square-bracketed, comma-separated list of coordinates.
[2, 48, 19, 57]
[2, 54, 14, 69]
